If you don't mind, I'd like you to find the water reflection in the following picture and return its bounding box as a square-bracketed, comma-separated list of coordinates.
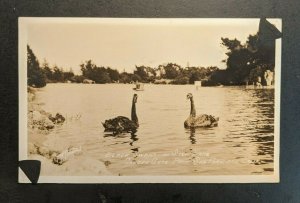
[163, 86, 273, 174]
[129, 133, 139, 153]
[188, 128, 196, 144]
[249, 89, 274, 169]
[103, 132, 140, 153]
[37, 84, 275, 175]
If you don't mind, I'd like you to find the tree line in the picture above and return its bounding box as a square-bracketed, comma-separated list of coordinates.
[27, 45, 219, 87]
[27, 30, 275, 88]
[27, 45, 74, 87]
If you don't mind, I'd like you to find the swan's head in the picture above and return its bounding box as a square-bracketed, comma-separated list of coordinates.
[133, 94, 138, 103]
[186, 93, 193, 100]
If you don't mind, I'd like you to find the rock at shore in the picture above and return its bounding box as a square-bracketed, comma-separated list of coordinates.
[27, 86, 112, 176]
[28, 143, 38, 154]
[29, 154, 112, 176]
[30, 110, 55, 130]
[53, 146, 82, 165]
[29, 110, 66, 130]
[49, 113, 65, 124]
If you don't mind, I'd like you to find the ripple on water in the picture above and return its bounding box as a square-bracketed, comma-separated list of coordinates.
[36, 84, 275, 175]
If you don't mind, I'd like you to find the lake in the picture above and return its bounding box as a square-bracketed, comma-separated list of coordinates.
[34, 83, 275, 175]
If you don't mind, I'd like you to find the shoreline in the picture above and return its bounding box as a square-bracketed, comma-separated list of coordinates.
[38, 82, 275, 89]
[27, 87, 112, 176]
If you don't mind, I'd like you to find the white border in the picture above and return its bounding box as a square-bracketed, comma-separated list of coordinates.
[19, 18, 281, 183]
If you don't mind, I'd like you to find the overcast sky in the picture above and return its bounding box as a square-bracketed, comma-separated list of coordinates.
[25, 18, 281, 74]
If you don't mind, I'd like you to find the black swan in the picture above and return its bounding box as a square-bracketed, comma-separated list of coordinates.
[184, 93, 219, 128]
[102, 94, 139, 134]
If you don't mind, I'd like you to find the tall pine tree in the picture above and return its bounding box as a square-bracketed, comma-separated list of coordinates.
[27, 45, 46, 87]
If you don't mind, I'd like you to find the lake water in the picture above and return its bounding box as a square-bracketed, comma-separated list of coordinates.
[34, 84, 275, 175]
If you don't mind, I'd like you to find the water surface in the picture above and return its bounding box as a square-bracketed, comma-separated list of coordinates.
[34, 84, 275, 175]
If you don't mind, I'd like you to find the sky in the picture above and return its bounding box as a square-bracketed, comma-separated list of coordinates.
[25, 18, 281, 75]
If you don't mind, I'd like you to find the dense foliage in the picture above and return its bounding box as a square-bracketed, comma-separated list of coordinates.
[27, 45, 46, 87]
[42, 60, 75, 83]
[79, 60, 218, 84]
[207, 32, 277, 86]
[28, 46, 76, 87]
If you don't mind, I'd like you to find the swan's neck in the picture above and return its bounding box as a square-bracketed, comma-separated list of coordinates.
[131, 101, 138, 124]
[190, 97, 196, 117]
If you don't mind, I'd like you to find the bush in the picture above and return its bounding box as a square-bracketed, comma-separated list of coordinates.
[70, 75, 87, 83]
[171, 76, 189, 85]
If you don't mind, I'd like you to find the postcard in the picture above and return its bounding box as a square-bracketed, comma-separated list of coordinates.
[19, 18, 281, 183]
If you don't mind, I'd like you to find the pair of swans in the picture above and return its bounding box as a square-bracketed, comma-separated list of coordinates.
[102, 93, 219, 134]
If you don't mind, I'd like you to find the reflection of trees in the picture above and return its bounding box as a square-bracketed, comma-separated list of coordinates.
[220, 89, 275, 172]
[255, 137, 274, 157]
[252, 89, 274, 101]
[248, 89, 274, 168]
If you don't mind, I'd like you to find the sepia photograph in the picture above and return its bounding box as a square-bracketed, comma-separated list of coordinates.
[19, 18, 281, 183]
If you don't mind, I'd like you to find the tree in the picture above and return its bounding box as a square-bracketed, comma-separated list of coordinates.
[131, 74, 142, 82]
[107, 68, 119, 82]
[163, 63, 182, 79]
[27, 45, 46, 87]
[80, 60, 96, 79]
[41, 59, 53, 82]
[52, 66, 65, 82]
[221, 38, 242, 51]
[213, 28, 279, 86]
[219, 36, 259, 85]
[93, 68, 111, 84]
[80, 60, 112, 84]
[207, 66, 219, 73]
[119, 72, 132, 83]
[246, 34, 259, 52]
[189, 72, 201, 84]
[63, 69, 75, 81]
[134, 66, 148, 81]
